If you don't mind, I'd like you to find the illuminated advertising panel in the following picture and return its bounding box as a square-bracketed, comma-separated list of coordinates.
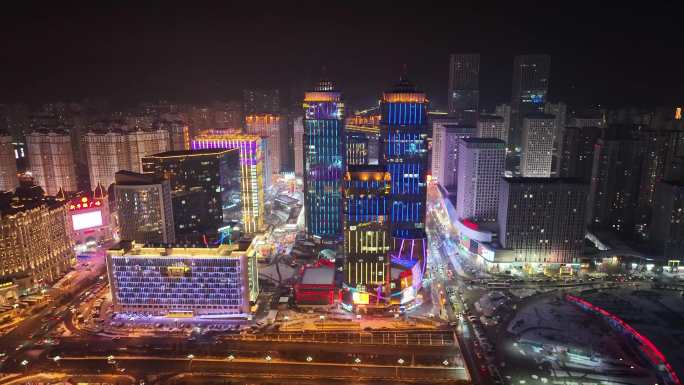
[72, 210, 103, 231]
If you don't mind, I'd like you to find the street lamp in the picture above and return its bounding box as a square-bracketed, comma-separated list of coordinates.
[442, 360, 449, 366]
[53, 356, 62, 367]
[265, 355, 272, 362]
[354, 357, 361, 364]
[306, 356, 313, 362]
[319, 315, 325, 330]
[397, 358, 405, 365]
[227, 355, 235, 361]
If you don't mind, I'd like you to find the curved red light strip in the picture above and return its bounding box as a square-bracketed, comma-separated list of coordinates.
[566, 294, 681, 385]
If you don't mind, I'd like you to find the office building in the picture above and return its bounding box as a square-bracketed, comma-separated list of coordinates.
[456, 138, 506, 223]
[588, 136, 645, 233]
[26, 129, 77, 195]
[629, 128, 684, 235]
[83, 128, 170, 190]
[345, 130, 370, 166]
[477, 115, 507, 143]
[559, 126, 601, 181]
[498, 178, 588, 265]
[125, 128, 171, 173]
[448, 54, 480, 121]
[83, 130, 128, 191]
[212, 100, 243, 130]
[380, 76, 429, 238]
[0, 133, 18, 191]
[0, 188, 73, 291]
[346, 115, 381, 165]
[343, 166, 391, 303]
[113, 171, 175, 244]
[157, 119, 190, 151]
[0, 103, 29, 141]
[510, 55, 551, 151]
[570, 116, 605, 129]
[302, 79, 345, 241]
[142, 149, 241, 241]
[191, 133, 266, 233]
[521, 114, 556, 177]
[651, 181, 684, 258]
[431, 118, 476, 191]
[243, 89, 280, 115]
[245, 114, 285, 174]
[107, 242, 250, 316]
[379, 76, 430, 285]
[294, 116, 304, 177]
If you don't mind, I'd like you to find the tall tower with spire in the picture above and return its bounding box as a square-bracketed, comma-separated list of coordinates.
[302, 78, 345, 241]
[379, 75, 429, 272]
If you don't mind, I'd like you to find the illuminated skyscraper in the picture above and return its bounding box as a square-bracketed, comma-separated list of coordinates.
[456, 138, 506, 223]
[192, 133, 265, 233]
[83, 127, 170, 190]
[245, 113, 285, 174]
[448, 54, 480, 121]
[293, 116, 304, 177]
[380, 76, 429, 240]
[302, 79, 345, 241]
[477, 115, 507, 143]
[343, 166, 391, 302]
[26, 129, 77, 195]
[521, 114, 556, 177]
[0, 133, 18, 192]
[510, 55, 551, 151]
[431, 118, 475, 191]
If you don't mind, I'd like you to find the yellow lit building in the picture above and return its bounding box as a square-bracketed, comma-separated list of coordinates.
[0, 193, 73, 292]
[192, 132, 265, 233]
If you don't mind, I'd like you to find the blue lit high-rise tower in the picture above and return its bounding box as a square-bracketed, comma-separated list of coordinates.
[302, 79, 345, 241]
[379, 76, 429, 276]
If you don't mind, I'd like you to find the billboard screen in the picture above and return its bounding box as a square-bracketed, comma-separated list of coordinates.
[72, 210, 103, 231]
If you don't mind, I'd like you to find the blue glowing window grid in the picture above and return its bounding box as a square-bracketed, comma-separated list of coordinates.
[304, 118, 343, 238]
[381, 101, 428, 230]
[385, 102, 425, 125]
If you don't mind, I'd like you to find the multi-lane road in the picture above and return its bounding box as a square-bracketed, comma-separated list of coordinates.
[1, 328, 469, 384]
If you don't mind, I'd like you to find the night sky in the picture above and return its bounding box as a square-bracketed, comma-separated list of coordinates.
[0, 2, 682, 111]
